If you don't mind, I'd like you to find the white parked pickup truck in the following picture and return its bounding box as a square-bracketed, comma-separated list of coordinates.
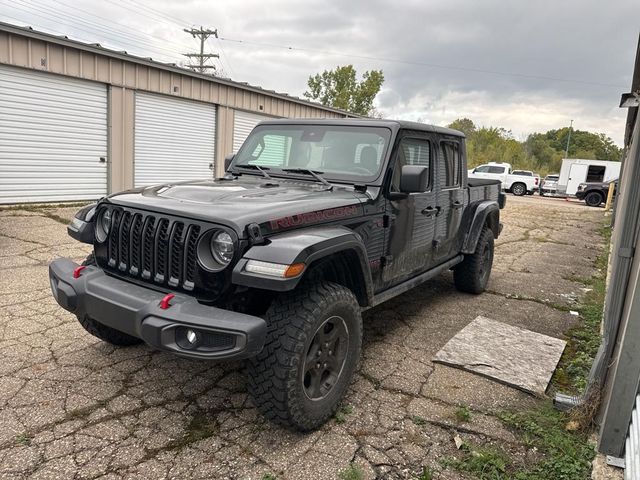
[468, 162, 538, 196]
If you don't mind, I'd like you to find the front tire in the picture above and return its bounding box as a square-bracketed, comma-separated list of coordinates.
[247, 281, 362, 431]
[511, 182, 526, 196]
[454, 226, 494, 294]
[584, 191, 604, 207]
[77, 254, 143, 346]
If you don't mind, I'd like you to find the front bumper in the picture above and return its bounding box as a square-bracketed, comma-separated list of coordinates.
[49, 258, 267, 360]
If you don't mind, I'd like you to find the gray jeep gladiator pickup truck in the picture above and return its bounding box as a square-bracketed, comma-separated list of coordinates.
[49, 119, 504, 430]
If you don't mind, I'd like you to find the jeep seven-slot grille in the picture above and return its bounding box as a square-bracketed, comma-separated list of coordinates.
[105, 209, 201, 291]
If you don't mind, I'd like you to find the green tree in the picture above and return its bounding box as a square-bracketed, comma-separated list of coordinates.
[448, 118, 477, 137]
[304, 65, 384, 116]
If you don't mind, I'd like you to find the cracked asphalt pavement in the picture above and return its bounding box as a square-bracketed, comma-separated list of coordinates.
[0, 196, 605, 479]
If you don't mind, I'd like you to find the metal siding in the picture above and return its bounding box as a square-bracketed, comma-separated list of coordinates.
[134, 92, 216, 187]
[0, 65, 107, 203]
[232, 110, 273, 152]
[626, 393, 640, 479]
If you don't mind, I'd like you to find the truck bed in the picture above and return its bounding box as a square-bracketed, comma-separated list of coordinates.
[468, 178, 502, 203]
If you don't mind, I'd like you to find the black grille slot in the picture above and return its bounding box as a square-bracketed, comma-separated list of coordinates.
[102, 208, 207, 292]
[184, 225, 200, 291]
[129, 214, 143, 276]
[168, 222, 185, 287]
[118, 211, 132, 272]
[154, 219, 170, 283]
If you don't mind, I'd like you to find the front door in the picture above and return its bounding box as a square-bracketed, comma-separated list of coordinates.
[382, 135, 437, 288]
[434, 139, 466, 262]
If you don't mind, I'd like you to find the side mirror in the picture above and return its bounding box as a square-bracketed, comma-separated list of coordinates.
[399, 165, 430, 193]
[224, 154, 235, 171]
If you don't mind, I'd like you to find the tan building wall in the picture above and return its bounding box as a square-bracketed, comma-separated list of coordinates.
[0, 24, 353, 193]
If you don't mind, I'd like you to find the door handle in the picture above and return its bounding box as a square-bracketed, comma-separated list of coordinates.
[452, 201, 463, 209]
[421, 206, 440, 216]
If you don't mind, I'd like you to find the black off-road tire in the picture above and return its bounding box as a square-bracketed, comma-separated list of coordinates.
[454, 226, 494, 294]
[584, 191, 604, 207]
[247, 281, 362, 431]
[77, 254, 143, 346]
[511, 182, 526, 196]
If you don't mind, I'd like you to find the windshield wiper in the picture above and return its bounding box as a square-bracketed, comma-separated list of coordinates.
[234, 164, 271, 179]
[282, 168, 332, 189]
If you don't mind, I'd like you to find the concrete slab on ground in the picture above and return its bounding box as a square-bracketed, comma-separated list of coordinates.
[433, 316, 567, 396]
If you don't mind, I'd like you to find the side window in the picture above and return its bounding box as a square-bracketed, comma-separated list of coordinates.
[488, 166, 506, 174]
[474, 165, 490, 173]
[391, 138, 431, 191]
[441, 141, 461, 187]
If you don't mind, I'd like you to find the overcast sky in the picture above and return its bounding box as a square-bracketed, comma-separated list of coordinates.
[2, 0, 637, 145]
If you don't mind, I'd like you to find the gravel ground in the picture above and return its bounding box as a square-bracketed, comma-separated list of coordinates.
[0, 195, 605, 479]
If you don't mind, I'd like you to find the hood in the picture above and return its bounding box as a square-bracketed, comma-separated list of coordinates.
[104, 175, 368, 237]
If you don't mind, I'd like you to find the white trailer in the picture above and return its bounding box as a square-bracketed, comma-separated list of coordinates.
[557, 158, 621, 195]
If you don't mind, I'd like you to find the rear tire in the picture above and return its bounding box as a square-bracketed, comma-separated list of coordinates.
[454, 226, 494, 294]
[247, 281, 362, 431]
[511, 182, 526, 196]
[77, 254, 143, 346]
[584, 191, 604, 207]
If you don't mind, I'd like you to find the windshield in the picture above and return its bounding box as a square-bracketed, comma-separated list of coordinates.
[232, 125, 392, 183]
[546, 175, 559, 181]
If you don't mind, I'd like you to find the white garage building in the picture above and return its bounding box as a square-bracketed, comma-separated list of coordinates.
[0, 21, 354, 204]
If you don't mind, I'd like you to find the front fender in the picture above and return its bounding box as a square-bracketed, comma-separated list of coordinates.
[232, 226, 373, 302]
[462, 201, 500, 254]
[67, 203, 98, 244]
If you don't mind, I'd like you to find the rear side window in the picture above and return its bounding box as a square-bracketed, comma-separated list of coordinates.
[391, 138, 431, 191]
[441, 141, 461, 187]
[488, 166, 506, 174]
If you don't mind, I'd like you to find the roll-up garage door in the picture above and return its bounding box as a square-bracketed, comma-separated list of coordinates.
[0, 65, 107, 204]
[233, 110, 273, 152]
[134, 92, 216, 187]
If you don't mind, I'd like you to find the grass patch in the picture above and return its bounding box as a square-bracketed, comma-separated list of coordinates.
[335, 404, 354, 424]
[443, 405, 595, 479]
[455, 406, 471, 423]
[338, 463, 363, 480]
[552, 221, 611, 394]
[261, 474, 277, 480]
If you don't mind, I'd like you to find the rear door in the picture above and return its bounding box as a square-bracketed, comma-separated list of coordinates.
[567, 164, 589, 194]
[434, 139, 465, 262]
[382, 135, 437, 287]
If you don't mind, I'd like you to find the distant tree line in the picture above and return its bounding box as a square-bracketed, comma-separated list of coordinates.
[448, 118, 622, 176]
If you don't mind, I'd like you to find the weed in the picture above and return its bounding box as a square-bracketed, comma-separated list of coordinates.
[14, 433, 32, 446]
[412, 415, 427, 426]
[442, 442, 510, 479]
[339, 463, 363, 480]
[416, 465, 434, 480]
[261, 474, 277, 480]
[335, 404, 354, 424]
[455, 406, 471, 423]
[167, 413, 219, 449]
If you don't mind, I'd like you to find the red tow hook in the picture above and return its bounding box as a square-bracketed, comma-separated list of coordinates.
[159, 293, 175, 310]
[73, 265, 86, 279]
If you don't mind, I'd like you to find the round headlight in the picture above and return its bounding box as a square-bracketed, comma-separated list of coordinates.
[96, 209, 111, 242]
[210, 231, 234, 265]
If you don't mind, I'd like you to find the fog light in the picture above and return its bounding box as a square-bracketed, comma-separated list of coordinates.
[186, 329, 198, 345]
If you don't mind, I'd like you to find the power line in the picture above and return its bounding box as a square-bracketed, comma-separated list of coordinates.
[1, 0, 186, 62]
[219, 36, 627, 89]
[183, 27, 219, 73]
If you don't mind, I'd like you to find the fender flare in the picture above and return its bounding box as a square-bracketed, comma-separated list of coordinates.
[461, 201, 500, 254]
[232, 226, 373, 306]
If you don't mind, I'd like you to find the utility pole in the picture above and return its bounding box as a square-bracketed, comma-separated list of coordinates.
[564, 119, 573, 158]
[183, 26, 219, 74]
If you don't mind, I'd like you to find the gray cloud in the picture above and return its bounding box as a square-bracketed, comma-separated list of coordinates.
[2, 0, 637, 144]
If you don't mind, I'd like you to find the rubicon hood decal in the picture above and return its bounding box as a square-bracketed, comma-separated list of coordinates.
[267, 205, 360, 231]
